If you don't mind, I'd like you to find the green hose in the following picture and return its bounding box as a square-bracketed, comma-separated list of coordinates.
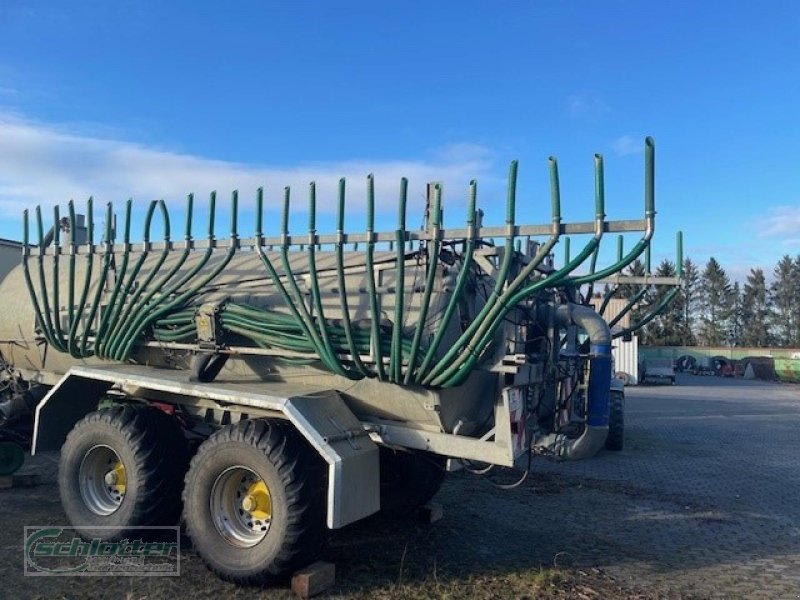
[114, 191, 238, 361]
[104, 200, 170, 358]
[334, 179, 370, 377]
[78, 202, 115, 357]
[275, 187, 348, 376]
[613, 288, 679, 339]
[21, 211, 49, 342]
[107, 196, 194, 358]
[365, 174, 386, 380]
[307, 182, 357, 379]
[50, 206, 67, 349]
[95, 200, 133, 358]
[34, 207, 65, 352]
[67, 197, 95, 358]
[423, 161, 519, 384]
[97, 200, 159, 358]
[403, 183, 442, 385]
[390, 178, 408, 383]
[415, 179, 477, 382]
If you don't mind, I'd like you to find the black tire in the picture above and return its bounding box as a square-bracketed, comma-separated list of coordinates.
[379, 447, 446, 517]
[182, 419, 326, 585]
[59, 403, 190, 541]
[605, 391, 625, 451]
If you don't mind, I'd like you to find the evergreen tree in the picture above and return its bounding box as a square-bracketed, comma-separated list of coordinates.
[740, 268, 771, 347]
[699, 257, 732, 346]
[770, 255, 799, 347]
[681, 258, 701, 345]
[730, 281, 743, 346]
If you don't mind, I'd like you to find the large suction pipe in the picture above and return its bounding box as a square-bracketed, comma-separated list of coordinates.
[550, 303, 612, 460]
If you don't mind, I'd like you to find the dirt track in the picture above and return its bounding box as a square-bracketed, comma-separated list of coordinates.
[2, 374, 800, 599]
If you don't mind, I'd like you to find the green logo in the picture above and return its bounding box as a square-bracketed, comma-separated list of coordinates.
[24, 526, 180, 576]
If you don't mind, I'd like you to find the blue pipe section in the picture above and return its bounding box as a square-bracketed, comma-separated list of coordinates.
[587, 343, 612, 427]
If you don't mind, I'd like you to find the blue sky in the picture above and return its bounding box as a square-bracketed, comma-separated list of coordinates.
[0, 1, 798, 280]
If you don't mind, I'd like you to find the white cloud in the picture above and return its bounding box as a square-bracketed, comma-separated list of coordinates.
[756, 205, 800, 240]
[0, 114, 495, 223]
[610, 135, 642, 157]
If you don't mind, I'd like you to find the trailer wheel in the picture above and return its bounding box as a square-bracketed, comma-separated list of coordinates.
[182, 419, 326, 584]
[605, 390, 625, 451]
[379, 447, 446, 517]
[58, 404, 189, 541]
[0, 440, 25, 476]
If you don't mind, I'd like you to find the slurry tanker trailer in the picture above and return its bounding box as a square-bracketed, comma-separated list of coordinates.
[0, 138, 681, 583]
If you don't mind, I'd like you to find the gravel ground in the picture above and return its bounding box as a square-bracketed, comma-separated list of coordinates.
[2, 374, 799, 599]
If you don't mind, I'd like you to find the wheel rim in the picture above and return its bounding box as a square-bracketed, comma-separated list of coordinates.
[210, 466, 272, 548]
[79, 445, 127, 516]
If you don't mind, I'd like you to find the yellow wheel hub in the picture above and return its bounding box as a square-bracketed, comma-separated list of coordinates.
[240, 479, 271, 520]
[104, 461, 127, 494]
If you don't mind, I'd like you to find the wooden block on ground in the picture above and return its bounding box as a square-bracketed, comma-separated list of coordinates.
[0, 476, 11, 490]
[417, 502, 443, 524]
[291, 561, 335, 599]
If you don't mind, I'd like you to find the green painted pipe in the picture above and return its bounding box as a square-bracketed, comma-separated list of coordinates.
[67, 197, 95, 358]
[608, 287, 647, 329]
[404, 183, 442, 385]
[436, 235, 601, 387]
[427, 158, 564, 386]
[424, 161, 519, 384]
[20, 210, 49, 342]
[390, 178, 407, 383]
[79, 202, 115, 357]
[105, 200, 170, 358]
[108, 196, 195, 359]
[365, 174, 386, 380]
[115, 190, 239, 361]
[97, 200, 159, 358]
[50, 206, 67, 349]
[307, 182, 357, 379]
[613, 288, 679, 339]
[95, 200, 133, 357]
[416, 179, 477, 381]
[598, 286, 618, 316]
[275, 187, 347, 375]
[34, 207, 64, 352]
[254, 188, 331, 368]
[334, 179, 370, 377]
